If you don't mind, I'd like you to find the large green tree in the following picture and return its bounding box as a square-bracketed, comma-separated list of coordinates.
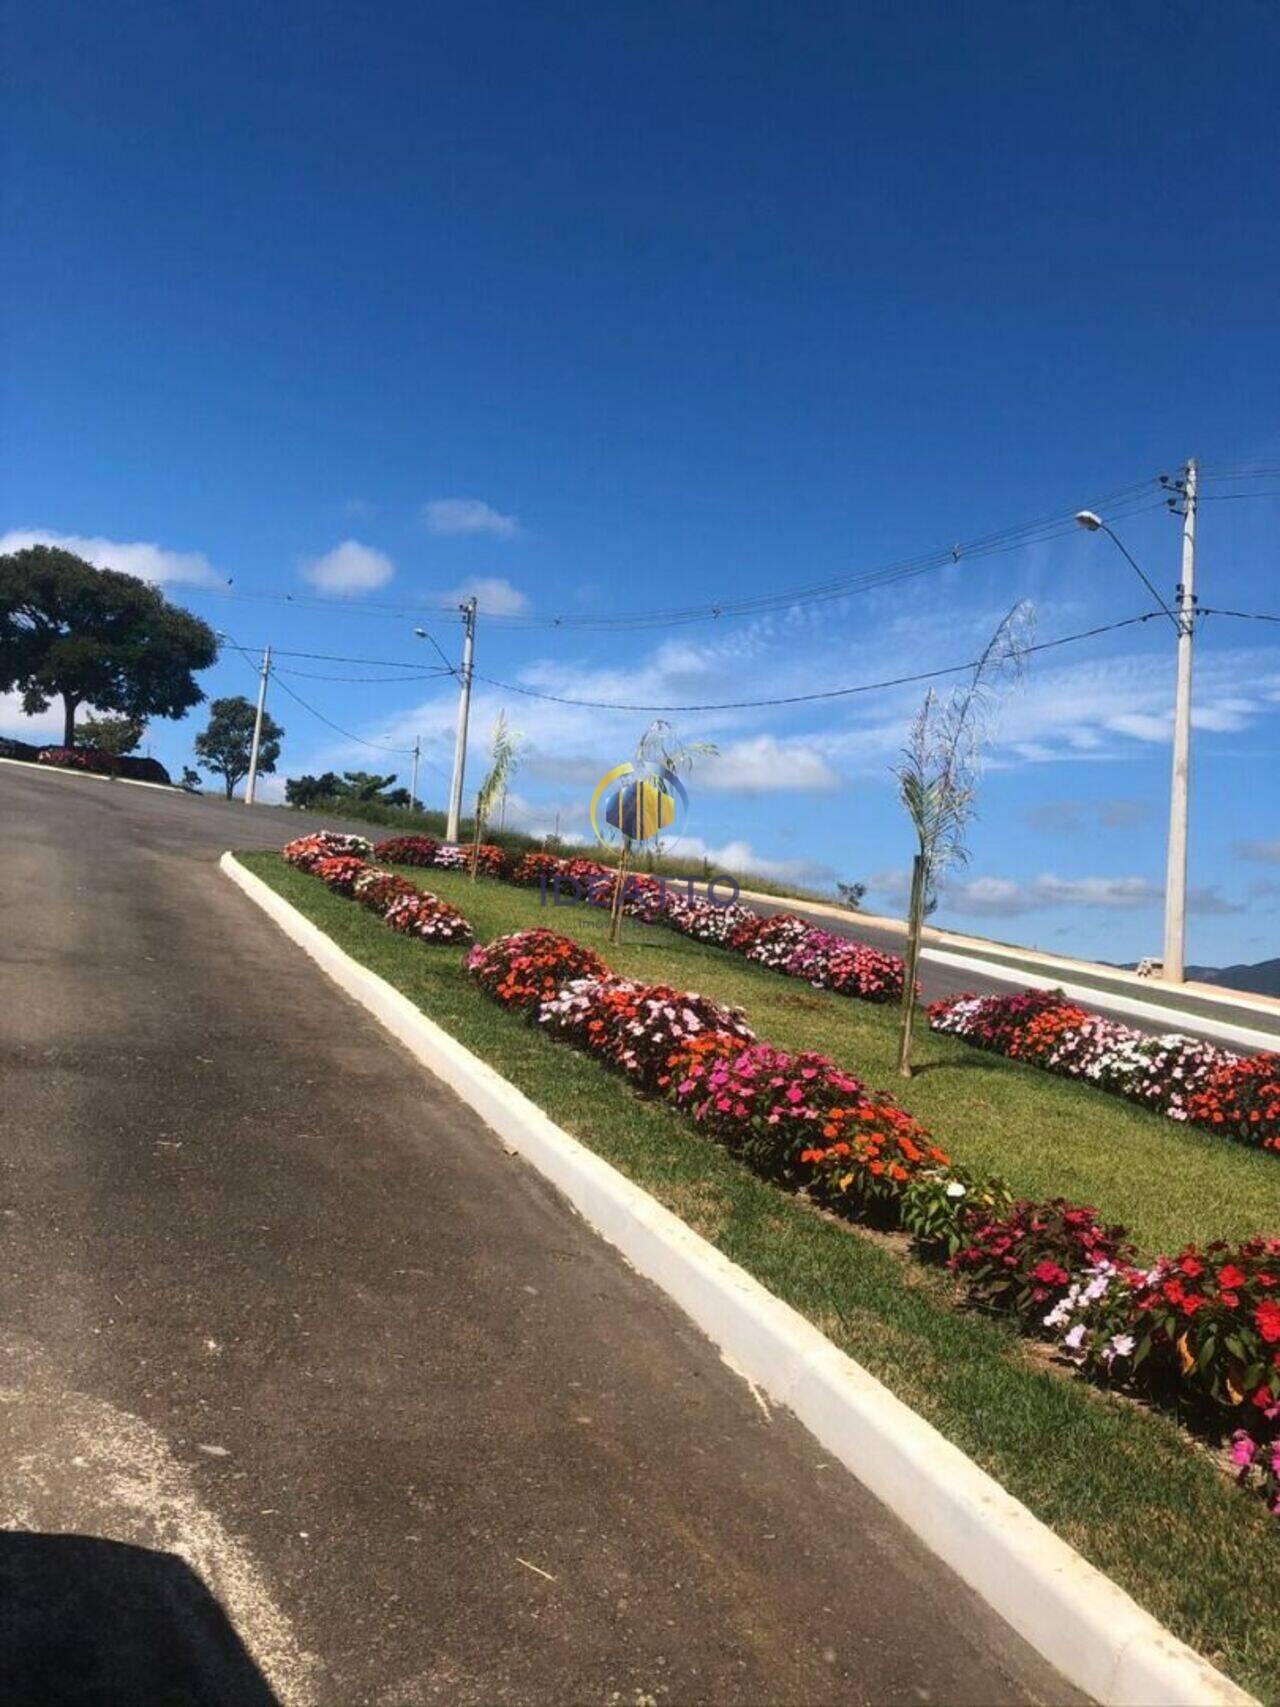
[0, 546, 218, 746]
[194, 695, 284, 799]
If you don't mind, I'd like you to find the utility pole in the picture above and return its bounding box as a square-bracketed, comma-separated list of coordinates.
[445, 597, 477, 843]
[1162, 459, 1198, 983]
[409, 736, 421, 813]
[244, 643, 272, 806]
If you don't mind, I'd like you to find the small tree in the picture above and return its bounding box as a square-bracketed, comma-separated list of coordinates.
[893, 602, 1033, 1076]
[0, 545, 217, 745]
[469, 713, 521, 879]
[607, 720, 716, 945]
[74, 711, 146, 756]
[285, 771, 343, 809]
[195, 695, 284, 799]
[836, 880, 866, 911]
[179, 766, 203, 794]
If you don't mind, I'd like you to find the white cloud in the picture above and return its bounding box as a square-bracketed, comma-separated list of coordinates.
[700, 735, 839, 793]
[442, 576, 529, 616]
[678, 835, 835, 888]
[1236, 838, 1280, 865]
[423, 498, 520, 539]
[0, 529, 219, 587]
[300, 539, 395, 596]
[0, 692, 64, 739]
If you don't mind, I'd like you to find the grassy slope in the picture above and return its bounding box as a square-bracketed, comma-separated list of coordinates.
[240, 852, 1280, 1699]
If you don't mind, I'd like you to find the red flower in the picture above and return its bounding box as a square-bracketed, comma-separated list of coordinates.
[1255, 1300, 1280, 1344]
[1216, 1263, 1247, 1291]
[1031, 1260, 1068, 1287]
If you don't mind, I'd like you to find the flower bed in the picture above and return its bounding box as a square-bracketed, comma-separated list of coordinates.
[929, 988, 1280, 1156]
[279, 835, 470, 943]
[465, 927, 608, 1012]
[373, 835, 439, 867]
[37, 745, 117, 775]
[383, 889, 473, 943]
[537, 977, 754, 1094]
[367, 838, 909, 1009]
[282, 831, 374, 871]
[465, 925, 1280, 1518]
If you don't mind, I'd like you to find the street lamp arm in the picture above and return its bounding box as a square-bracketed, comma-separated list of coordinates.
[1100, 523, 1182, 630]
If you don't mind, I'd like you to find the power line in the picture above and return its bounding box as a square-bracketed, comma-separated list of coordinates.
[267, 671, 417, 755]
[1200, 606, 1280, 625]
[182, 472, 1172, 636]
[272, 665, 453, 683]
[472, 612, 1165, 714]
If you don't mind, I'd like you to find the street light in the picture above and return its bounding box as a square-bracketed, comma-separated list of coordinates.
[1075, 461, 1198, 981]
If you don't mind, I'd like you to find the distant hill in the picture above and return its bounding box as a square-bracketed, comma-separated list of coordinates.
[1187, 958, 1280, 999]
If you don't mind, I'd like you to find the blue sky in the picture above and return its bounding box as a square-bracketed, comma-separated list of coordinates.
[3, 0, 1279, 965]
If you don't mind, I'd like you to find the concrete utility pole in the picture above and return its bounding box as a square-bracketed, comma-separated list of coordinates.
[244, 643, 272, 806]
[445, 598, 477, 843]
[1162, 459, 1198, 983]
[409, 735, 421, 813]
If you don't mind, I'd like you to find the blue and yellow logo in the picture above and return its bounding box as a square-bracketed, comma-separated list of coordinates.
[589, 762, 689, 849]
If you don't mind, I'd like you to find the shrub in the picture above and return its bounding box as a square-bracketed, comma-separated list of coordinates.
[1122, 1237, 1280, 1419]
[951, 1199, 1135, 1331]
[900, 1167, 1013, 1258]
[311, 854, 368, 897]
[741, 913, 812, 971]
[466, 929, 609, 1013]
[665, 896, 761, 946]
[374, 835, 439, 867]
[1187, 1053, 1280, 1152]
[664, 1033, 945, 1206]
[537, 977, 753, 1093]
[929, 987, 1280, 1154]
[352, 867, 418, 915]
[37, 745, 116, 775]
[510, 851, 564, 887]
[383, 889, 473, 943]
[283, 831, 373, 870]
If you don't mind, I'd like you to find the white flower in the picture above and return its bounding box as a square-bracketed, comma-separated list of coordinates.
[944, 1180, 967, 1199]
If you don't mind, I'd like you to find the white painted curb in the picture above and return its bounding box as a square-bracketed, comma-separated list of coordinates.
[0, 753, 182, 793]
[221, 851, 1256, 1707]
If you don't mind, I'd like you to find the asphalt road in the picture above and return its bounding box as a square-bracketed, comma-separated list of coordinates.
[0, 764, 1077, 1706]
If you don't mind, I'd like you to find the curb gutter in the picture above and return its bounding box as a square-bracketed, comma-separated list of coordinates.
[221, 851, 1257, 1707]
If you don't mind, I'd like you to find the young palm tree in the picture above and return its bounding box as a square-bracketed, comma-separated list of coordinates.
[469, 712, 521, 880]
[607, 719, 716, 944]
[893, 601, 1033, 1075]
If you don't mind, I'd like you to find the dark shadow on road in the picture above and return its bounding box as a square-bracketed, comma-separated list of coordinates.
[0, 1532, 279, 1707]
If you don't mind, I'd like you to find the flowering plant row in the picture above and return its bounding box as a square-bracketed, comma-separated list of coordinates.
[466, 925, 1280, 1515]
[928, 988, 1280, 1155]
[281, 834, 472, 943]
[368, 834, 909, 1005]
[37, 745, 118, 775]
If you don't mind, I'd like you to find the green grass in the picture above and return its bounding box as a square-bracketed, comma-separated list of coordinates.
[241, 851, 1280, 1699]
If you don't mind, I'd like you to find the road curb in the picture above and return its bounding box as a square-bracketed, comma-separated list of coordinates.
[0, 753, 182, 793]
[221, 850, 1256, 1707]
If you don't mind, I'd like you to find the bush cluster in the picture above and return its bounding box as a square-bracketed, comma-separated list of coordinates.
[281, 834, 471, 943]
[929, 988, 1280, 1155]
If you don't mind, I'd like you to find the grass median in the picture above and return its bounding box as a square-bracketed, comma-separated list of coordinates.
[239, 850, 1280, 1699]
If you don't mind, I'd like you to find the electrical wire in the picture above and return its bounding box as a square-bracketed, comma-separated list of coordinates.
[267, 671, 417, 755]
[471, 612, 1166, 714]
[1200, 607, 1280, 625]
[272, 666, 453, 683]
[181, 473, 1173, 636]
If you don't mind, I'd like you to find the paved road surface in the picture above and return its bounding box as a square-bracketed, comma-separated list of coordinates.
[0, 764, 1076, 1704]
